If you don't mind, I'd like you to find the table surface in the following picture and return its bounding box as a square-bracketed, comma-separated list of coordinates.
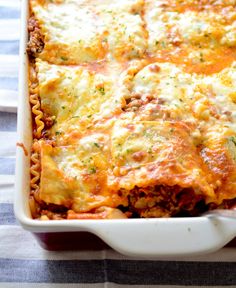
[1, 1, 236, 287]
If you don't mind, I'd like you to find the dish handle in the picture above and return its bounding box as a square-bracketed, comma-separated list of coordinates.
[86, 218, 236, 257]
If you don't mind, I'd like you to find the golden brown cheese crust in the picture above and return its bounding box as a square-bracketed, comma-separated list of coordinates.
[28, 0, 236, 219]
[109, 121, 214, 199]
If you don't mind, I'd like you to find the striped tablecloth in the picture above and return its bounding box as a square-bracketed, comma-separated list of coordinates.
[1, 1, 236, 287]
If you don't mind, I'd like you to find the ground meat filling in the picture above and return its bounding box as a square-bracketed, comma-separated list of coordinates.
[27, 16, 44, 57]
[123, 94, 173, 120]
[119, 185, 207, 217]
[123, 94, 159, 112]
[34, 185, 236, 219]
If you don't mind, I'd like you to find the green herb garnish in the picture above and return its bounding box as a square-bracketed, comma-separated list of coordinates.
[61, 56, 68, 61]
[88, 167, 96, 174]
[98, 87, 105, 95]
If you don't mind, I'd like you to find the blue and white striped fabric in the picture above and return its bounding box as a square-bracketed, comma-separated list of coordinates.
[1, 1, 236, 287]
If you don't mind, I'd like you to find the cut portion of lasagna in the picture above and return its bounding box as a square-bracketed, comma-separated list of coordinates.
[28, 0, 236, 220]
[28, 0, 147, 64]
[108, 120, 215, 217]
[35, 59, 125, 143]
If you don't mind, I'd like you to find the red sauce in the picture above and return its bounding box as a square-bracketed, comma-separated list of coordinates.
[17, 142, 29, 156]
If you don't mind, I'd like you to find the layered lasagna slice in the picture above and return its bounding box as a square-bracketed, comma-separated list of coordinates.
[109, 120, 215, 217]
[35, 59, 125, 143]
[35, 134, 127, 219]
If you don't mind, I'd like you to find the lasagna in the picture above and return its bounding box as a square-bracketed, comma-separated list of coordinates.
[28, 0, 236, 220]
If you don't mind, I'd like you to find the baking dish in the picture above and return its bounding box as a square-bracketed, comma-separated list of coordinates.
[15, 0, 236, 257]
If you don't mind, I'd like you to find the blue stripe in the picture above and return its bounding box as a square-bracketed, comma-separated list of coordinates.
[0, 157, 15, 175]
[0, 77, 18, 90]
[0, 112, 17, 131]
[0, 40, 19, 55]
[0, 259, 236, 284]
[0, 7, 20, 19]
[0, 204, 16, 225]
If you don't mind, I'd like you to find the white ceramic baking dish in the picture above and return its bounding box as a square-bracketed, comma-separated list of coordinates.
[15, 0, 236, 257]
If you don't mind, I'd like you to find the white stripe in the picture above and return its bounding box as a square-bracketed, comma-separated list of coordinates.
[0, 132, 17, 157]
[0, 55, 19, 77]
[0, 19, 20, 40]
[0, 284, 105, 288]
[0, 225, 236, 261]
[0, 0, 20, 8]
[0, 90, 18, 112]
[0, 175, 14, 203]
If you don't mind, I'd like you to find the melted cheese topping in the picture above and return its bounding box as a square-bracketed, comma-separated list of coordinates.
[144, 0, 236, 74]
[31, 0, 146, 64]
[36, 59, 125, 142]
[31, 1, 105, 64]
[129, 62, 194, 121]
[110, 120, 214, 200]
[40, 137, 126, 212]
[30, 0, 236, 218]
[145, 0, 236, 49]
